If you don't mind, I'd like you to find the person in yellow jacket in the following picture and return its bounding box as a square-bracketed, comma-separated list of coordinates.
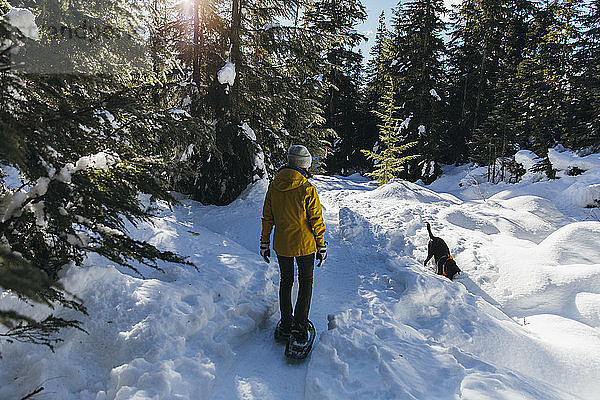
[260, 145, 327, 343]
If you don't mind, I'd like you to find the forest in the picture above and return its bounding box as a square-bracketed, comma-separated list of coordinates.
[0, 0, 599, 349]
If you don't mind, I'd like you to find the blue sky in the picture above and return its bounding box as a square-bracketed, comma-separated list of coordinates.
[357, 0, 395, 59]
[357, 0, 461, 60]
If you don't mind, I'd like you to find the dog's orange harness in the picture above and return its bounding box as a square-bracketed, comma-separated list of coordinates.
[437, 255, 453, 276]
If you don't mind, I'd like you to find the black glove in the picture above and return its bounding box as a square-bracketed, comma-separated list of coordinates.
[260, 243, 270, 263]
[316, 245, 327, 267]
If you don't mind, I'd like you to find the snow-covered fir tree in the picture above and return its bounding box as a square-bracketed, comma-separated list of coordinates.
[0, 0, 197, 349]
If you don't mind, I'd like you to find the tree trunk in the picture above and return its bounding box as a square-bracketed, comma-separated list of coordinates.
[473, 31, 489, 137]
[192, 0, 201, 85]
[230, 0, 243, 67]
[501, 131, 506, 182]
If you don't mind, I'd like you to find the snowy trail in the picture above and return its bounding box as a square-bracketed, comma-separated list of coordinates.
[206, 243, 366, 400]
[205, 178, 373, 399]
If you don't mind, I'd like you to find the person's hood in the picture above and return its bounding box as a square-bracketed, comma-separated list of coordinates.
[272, 167, 308, 192]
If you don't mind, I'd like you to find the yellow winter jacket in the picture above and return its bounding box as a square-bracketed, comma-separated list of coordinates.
[261, 167, 326, 257]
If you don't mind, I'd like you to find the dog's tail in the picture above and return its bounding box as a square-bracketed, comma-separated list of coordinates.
[426, 222, 434, 239]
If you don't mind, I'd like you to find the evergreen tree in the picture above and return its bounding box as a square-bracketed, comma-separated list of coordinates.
[515, 0, 581, 174]
[304, 0, 368, 175]
[447, 0, 508, 167]
[163, 0, 344, 203]
[362, 12, 392, 174]
[0, 1, 197, 352]
[365, 12, 392, 107]
[570, 0, 600, 150]
[362, 79, 419, 185]
[469, 0, 534, 181]
[387, 0, 447, 183]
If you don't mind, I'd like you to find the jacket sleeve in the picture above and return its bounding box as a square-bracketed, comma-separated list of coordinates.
[305, 185, 326, 248]
[260, 187, 274, 244]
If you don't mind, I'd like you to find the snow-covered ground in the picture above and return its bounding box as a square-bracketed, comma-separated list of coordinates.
[1, 148, 600, 399]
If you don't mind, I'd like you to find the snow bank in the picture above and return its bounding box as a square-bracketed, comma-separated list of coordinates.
[561, 182, 600, 208]
[0, 196, 278, 400]
[515, 147, 600, 175]
[548, 147, 600, 172]
[515, 150, 538, 172]
[536, 222, 600, 266]
[307, 265, 582, 400]
[313, 158, 600, 399]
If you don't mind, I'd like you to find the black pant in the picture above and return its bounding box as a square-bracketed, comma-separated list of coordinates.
[277, 253, 315, 329]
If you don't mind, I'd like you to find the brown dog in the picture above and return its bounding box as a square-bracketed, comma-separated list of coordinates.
[424, 223, 460, 280]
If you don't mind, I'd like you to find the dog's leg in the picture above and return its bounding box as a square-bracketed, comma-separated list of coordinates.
[424, 241, 433, 266]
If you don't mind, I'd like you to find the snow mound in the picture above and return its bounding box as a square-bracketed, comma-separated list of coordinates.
[561, 182, 600, 208]
[536, 222, 600, 265]
[442, 195, 571, 242]
[516, 147, 600, 175]
[498, 195, 562, 216]
[576, 292, 600, 327]
[307, 269, 583, 400]
[445, 209, 501, 235]
[366, 180, 460, 204]
[548, 147, 600, 172]
[515, 150, 538, 172]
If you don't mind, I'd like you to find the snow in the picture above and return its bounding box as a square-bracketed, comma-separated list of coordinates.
[2, 148, 600, 399]
[240, 122, 256, 141]
[548, 147, 600, 172]
[3, 7, 40, 40]
[262, 22, 281, 30]
[168, 109, 192, 119]
[400, 116, 411, 131]
[1, 152, 119, 224]
[430, 88, 441, 101]
[1, 190, 27, 222]
[515, 150, 540, 174]
[74, 152, 118, 171]
[180, 144, 194, 162]
[94, 110, 120, 130]
[239, 122, 267, 181]
[217, 60, 236, 87]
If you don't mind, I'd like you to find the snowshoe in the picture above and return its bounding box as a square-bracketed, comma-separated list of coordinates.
[274, 320, 291, 344]
[285, 320, 315, 361]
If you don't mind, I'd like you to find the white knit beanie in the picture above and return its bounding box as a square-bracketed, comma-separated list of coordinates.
[287, 145, 312, 169]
